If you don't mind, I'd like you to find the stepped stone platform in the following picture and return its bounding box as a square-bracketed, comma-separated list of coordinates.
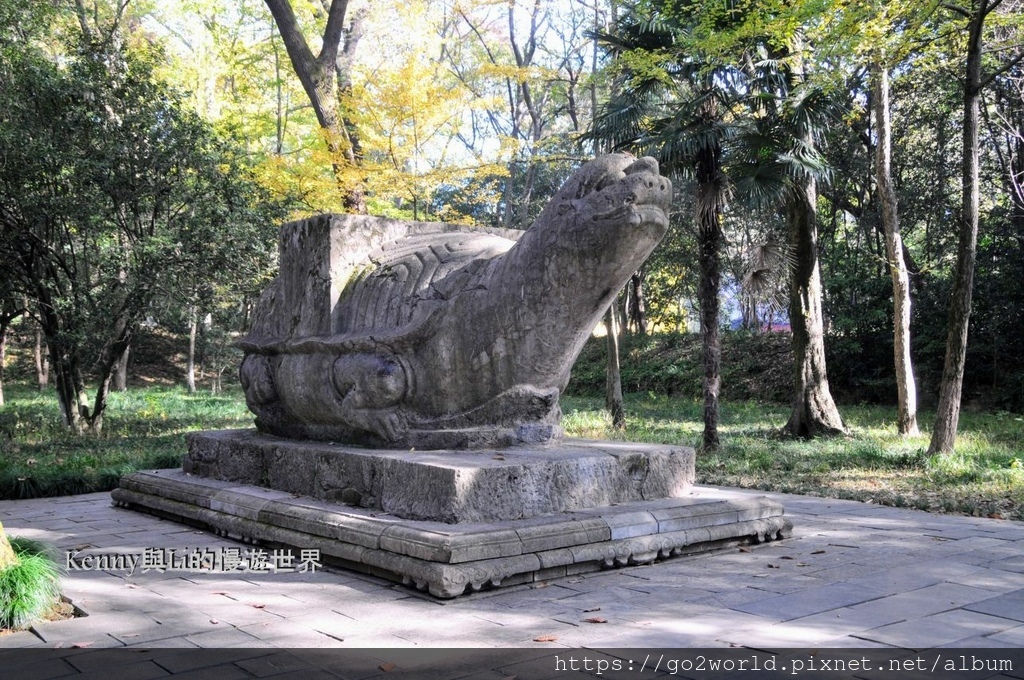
[113, 430, 792, 598]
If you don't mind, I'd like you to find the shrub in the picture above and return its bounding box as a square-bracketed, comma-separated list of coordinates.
[0, 537, 62, 630]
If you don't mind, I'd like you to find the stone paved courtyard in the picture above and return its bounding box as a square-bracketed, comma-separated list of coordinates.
[3, 486, 1024, 677]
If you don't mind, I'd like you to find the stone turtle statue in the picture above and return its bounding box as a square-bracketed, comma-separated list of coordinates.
[238, 153, 671, 449]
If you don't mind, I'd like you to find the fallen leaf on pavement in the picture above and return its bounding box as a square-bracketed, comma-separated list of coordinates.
[378, 662, 397, 672]
[583, 617, 608, 624]
[533, 635, 558, 642]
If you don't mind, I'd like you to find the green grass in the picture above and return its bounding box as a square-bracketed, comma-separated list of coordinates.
[0, 537, 63, 630]
[1, 383, 1021, 521]
[562, 395, 1024, 521]
[0, 383, 252, 499]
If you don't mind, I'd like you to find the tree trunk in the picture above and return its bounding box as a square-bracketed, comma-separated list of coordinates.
[604, 305, 625, 430]
[785, 177, 846, 437]
[0, 321, 6, 408]
[697, 202, 722, 452]
[186, 307, 198, 394]
[38, 286, 128, 435]
[113, 343, 129, 392]
[929, 4, 986, 455]
[628, 269, 647, 335]
[0, 521, 16, 572]
[872, 62, 920, 437]
[696, 140, 724, 451]
[34, 327, 48, 391]
[264, 0, 366, 212]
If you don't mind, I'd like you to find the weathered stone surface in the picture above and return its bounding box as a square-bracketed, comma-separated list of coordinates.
[113, 469, 791, 599]
[182, 429, 695, 523]
[237, 154, 672, 449]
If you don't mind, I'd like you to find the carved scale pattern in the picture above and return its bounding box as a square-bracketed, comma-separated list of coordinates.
[337, 232, 514, 336]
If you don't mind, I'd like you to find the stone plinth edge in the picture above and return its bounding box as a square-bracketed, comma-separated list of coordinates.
[181, 430, 697, 523]
[113, 469, 791, 599]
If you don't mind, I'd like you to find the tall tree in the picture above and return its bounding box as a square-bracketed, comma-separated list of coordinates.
[871, 60, 919, 436]
[590, 5, 743, 451]
[264, 0, 367, 212]
[929, 0, 1024, 454]
[0, 24, 282, 432]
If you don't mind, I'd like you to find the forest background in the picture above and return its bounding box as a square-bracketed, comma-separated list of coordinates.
[0, 0, 1022, 515]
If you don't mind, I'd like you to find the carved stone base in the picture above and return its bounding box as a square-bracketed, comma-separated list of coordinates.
[180, 430, 697, 523]
[113, 468, 791, 599]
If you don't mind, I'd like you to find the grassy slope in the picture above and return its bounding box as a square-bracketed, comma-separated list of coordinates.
[0, 384, 251, 499]
[562, 396, 1024, 521]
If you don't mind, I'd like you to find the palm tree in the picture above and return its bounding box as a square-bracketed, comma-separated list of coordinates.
[590, 4, 846, 442]
[589, 12, 743, 452]
[748, 51, 847, 437]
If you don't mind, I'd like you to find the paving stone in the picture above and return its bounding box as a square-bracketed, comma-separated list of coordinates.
[842, 559, 983, 595]
[732, 581, 888, 621]
[127, 638, 201, 648]
[5, 488, 1024, 653]
[67, 659, 171, 680]
[989, 555, 1024, 574]
[935, 635, 1021, 648]
[856, 609, 1022, 649]
[184, 627, 264, 648]
[985, 624, 1024, 646]
[843, 582, 998, 622]
[0, 630, 45, 648]
[0, 654, 84, 677]
[964, 588, 1024, 622]
[949, 567, 1024, 591]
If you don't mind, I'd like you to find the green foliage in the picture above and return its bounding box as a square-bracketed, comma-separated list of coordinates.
[562, 394, 1024, 520]
[0, 537, 62, 630]
[0, 18, 286, 430]
[0, 383, 251, 500]
[567, 331, 792, 402]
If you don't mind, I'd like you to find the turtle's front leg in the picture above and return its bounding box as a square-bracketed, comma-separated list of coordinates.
[332, 354, 409, 443]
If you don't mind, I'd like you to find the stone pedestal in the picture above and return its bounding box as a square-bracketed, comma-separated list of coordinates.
[113, 430, 791, 598]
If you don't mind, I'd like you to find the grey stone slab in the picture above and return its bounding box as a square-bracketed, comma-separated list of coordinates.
[964, 588, 1024, 622]
[733, 581, 889, 621]
[986, 624, 1024, 646]
[600, 510, 659, 540]
[0, 630, 46, 648]
[935, 635, 1022, 648]
[379, 524, 522, 563]
[126, 638, 201, 648]
[114, 468, 789, 598]
[67, 659, 171, 680]
[989, 554, 1024, 573]
[180, 431, 696, 523]
[846, 582, 998, 621]
[2, 656, 83, 678]
[857, 609, 1023, 649]
[183, 626, 264, 648]
[947, 567, 1024, 592]
[785, 604, 909, 634]
[842, 559, 984, 595]
[515, 519, 611, 554]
